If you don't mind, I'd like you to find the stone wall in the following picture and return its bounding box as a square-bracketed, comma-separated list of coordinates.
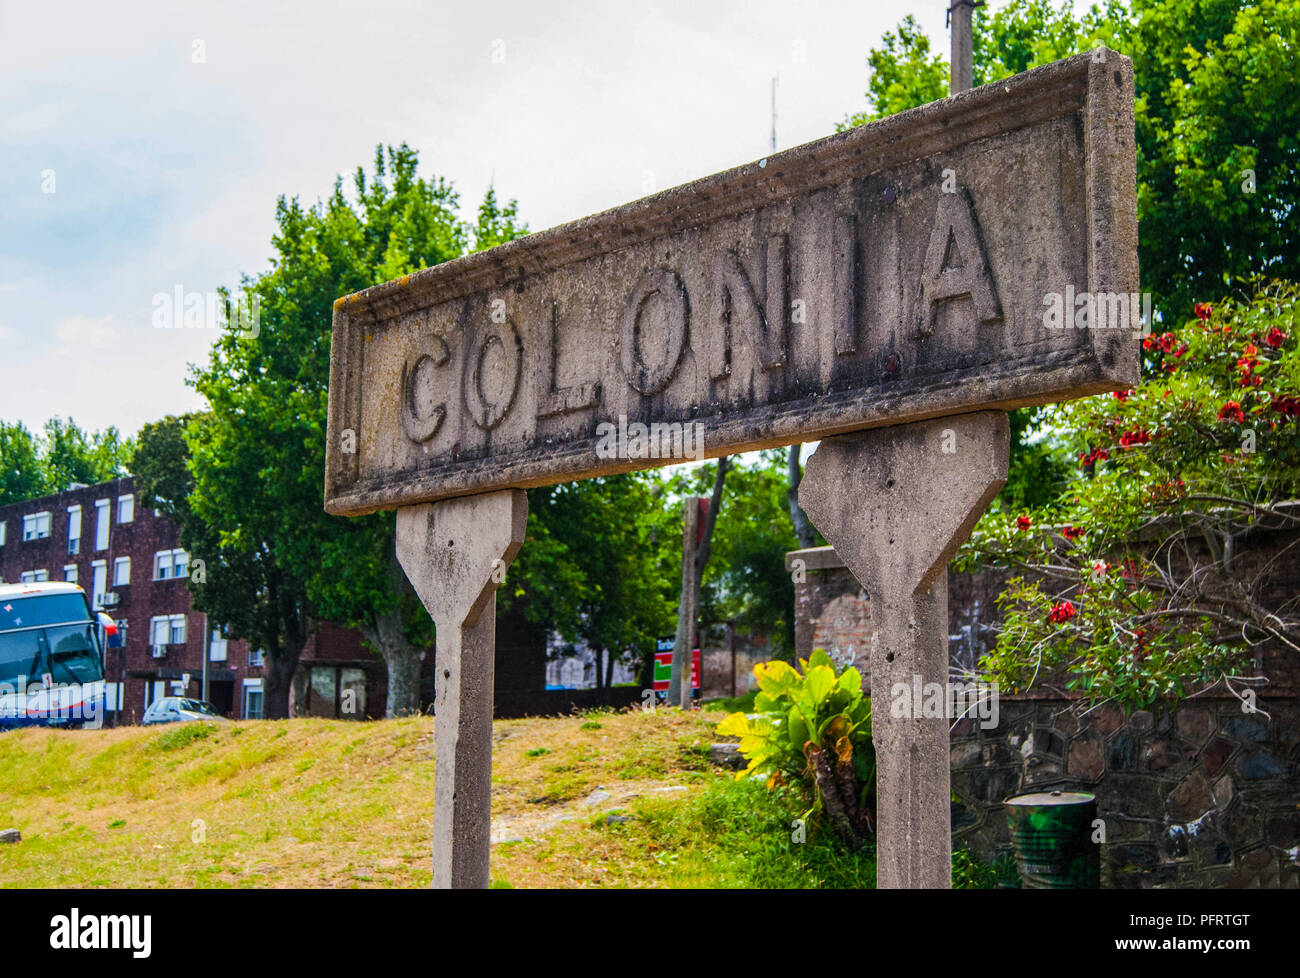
[787, 538, 1300, 889]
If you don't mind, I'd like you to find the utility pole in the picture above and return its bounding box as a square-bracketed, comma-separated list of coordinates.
[770, 76, 778, 152]
[667, 497, 700, 708]
[948, 1, 979, 94]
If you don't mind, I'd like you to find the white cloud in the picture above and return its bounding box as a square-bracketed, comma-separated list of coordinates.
[53, 314, 119, 352]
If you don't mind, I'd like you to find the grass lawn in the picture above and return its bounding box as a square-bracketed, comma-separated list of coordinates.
[0, 706, 999, 888]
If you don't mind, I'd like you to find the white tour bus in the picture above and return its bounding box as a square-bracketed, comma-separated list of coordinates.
[0, 581, 108, 730]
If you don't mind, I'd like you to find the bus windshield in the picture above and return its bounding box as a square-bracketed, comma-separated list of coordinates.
[0, 592, 104, 686]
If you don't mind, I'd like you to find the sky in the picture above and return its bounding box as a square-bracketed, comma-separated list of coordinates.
[0, 0, 1096, 439]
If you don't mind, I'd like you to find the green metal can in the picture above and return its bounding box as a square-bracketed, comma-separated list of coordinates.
[1004, 790, 1100, 889]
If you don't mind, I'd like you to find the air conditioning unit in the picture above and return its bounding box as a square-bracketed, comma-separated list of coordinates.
[100, 592, 120, 608]
[151, 644, 167, 659]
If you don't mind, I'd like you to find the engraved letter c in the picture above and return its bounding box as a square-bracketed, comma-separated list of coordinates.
[401, 336, 450, 445]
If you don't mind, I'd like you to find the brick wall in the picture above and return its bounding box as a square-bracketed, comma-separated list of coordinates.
[1, 477, 561, 723]
[0, 478, 263, 722]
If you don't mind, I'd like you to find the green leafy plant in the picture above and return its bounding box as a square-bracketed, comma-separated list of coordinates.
[717, 650, 875, 848]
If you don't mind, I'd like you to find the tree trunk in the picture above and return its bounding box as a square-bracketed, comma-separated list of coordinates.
[692, 456, 731, 633]
[787, 444, 816, 548]
[361, 539, 428, 718]
[360, 604, 423, 717]
[262, 638, 303, 720]
[604, 646, 616, 688]
[262, 572, 309, 720]
[383, 641, 422, 717]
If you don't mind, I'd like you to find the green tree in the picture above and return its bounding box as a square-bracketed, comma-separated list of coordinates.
[187, 144, 482, 718]
[651, 452, 801, 664]
[185, 144, 530, 718]
[0, 421, 46, 504]
[0, 417, 132, 504]
[42, 417, 132, 489]
[1129, 0, 1300, 314]
[472, 186, 529, 253]
[843, 0, 1300, 317]
[504, 473, 676, 690]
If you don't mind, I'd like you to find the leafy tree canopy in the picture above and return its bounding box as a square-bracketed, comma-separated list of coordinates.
[0, 417, 132, 504]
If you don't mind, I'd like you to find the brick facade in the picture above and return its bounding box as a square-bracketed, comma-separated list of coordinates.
[0, 478, 384, 722]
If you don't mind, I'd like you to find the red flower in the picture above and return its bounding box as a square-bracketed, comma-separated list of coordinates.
[1194, 302, 1212, 321]
[1016, 515, 1032, 531]
[1048, 601, 1076, 624]
[1272, 395, 1300, 418]
[1133, 627, 1149, 660]
[1062, 525, 1085, 542]
[1218, 401, 1245, 424]
[1265, 326, 1286, 349]
[1119, 428, 1151, 448]
[1111, 389, 1133, 402]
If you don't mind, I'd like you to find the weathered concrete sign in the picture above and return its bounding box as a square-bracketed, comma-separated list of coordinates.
[326, 51, 1136, 515]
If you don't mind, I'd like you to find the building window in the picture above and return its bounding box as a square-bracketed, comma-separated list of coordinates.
[112, 556, 131, 587]
[114, 619, 128, 644]
[150, 614, 187, 647]
[249, 648, 265, 668]
[19, 570, 49, 584]
[91, 560, 107, 609]
[243, 681, 263, 720]
[22, 512, 51, 541]
[153, 549, 189, 580]
[63, 564, 78, 584]
[209, 630, 228, 663]
[94, 499, 110, 550]
[0, 520, 6, 546]
[117, 494, 134, 524]
[66, 505, 81, 554]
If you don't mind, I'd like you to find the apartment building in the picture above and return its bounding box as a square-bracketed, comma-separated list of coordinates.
[0, 477, 385, 722]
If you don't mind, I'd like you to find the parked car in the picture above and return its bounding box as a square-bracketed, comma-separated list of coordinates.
[141, 697, 227, 725]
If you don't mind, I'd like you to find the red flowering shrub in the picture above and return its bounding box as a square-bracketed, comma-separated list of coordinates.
[961, 281, 1300, 711]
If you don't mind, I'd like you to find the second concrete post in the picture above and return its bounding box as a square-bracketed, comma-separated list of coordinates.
[799, 412, 1008, 888]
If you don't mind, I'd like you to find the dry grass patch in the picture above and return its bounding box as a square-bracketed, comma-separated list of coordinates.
[0, 707, 718, 888]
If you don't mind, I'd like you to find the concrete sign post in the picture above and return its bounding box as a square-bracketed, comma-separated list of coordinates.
[799, 413, 1009, 888]
[395, 490, 527, 889]
[326, 51, 1138, 888]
